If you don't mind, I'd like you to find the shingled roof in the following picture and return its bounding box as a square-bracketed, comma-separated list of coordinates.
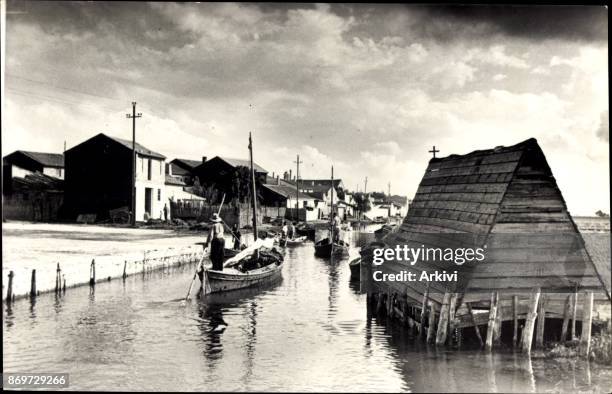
[4, 150, 64, 168]
[378, 138, 609, 308]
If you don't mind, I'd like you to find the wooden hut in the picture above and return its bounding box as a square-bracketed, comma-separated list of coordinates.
[365, 138, 609, 344]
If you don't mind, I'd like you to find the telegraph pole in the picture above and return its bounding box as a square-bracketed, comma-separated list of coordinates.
[364, 176, 368, 195]
[388, 182, 391, 198]
[294, 154, 303, 221]
[126, 102, 142, 226]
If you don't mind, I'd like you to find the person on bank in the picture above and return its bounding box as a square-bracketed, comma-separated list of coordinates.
[205, 213, 225, 271]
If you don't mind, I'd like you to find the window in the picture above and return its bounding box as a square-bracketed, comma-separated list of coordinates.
[157, 189, 161, 201]
[303, 201, 307, 208]
[147, 159, 152, 180]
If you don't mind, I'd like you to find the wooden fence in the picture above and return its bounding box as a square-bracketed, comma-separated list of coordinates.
[170, 200, 286, 227]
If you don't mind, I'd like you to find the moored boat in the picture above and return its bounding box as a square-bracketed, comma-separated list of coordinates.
[284, 235, 308, 246]
[314, 237, 349, 258]
[349, 257, 361, 280]
[201, 133, 284, 295]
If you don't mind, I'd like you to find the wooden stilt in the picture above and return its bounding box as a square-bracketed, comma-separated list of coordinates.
[6, 271, 14, 304]
[55, 263, 61, 293]
[512, 295, 518, 347]
[387, 291, 394, 317]
[30, 269, 37, 298]
[485, 292, 498, 352]
[447, 293, 458, 346]
[561, 295, 571, 342]
[520, 287, 540, 353]
[62, 274, 66, 293]
[376, 293, 384, 315]
[571, 290, 578, 340]
[467, 303, 484, 348]
[420, 283, 430, 339]
[580, 291, 594, 357]
[536, 295, 546, 348]
[427, 301, 436, 343]
[436, 292, 451, 346]
[123, 261, 127, 280]
[493, 298, 503, 346]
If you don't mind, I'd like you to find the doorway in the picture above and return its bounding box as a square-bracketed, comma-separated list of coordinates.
[145, 187, 152, 217]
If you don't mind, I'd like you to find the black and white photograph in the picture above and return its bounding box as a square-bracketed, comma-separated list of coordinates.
[1, 2, 610, 392]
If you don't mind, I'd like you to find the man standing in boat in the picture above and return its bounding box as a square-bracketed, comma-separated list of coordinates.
[205, 213, 225, 271]
[332, 213, 342, 242]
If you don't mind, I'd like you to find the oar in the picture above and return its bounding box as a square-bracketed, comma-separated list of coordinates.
[185, 251, 207, 301]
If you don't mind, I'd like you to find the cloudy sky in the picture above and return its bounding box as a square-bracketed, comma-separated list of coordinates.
[2, 2, 608, 215]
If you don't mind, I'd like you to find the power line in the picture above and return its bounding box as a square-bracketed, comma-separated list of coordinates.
[6, 73, 120, 102]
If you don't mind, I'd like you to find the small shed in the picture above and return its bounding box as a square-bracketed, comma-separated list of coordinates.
[372, 138, 609, 323]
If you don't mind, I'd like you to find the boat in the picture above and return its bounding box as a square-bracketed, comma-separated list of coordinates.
[313, 165, 349, 258]
[374, 224, 397, 240]
[296, 223, 316, 240]
[349, 257, 361, 280]
[314, 237, 349, 257]
[201, 133, 284, 295]
[284, 235, 308, 246]
[205, 238, 283, 293]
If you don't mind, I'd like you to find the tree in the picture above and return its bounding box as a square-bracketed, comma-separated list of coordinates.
[352, 192, 371, 215]
[595, 210, 610, 218]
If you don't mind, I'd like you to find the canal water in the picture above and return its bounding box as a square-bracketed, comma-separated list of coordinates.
[3, 228, 612, 392]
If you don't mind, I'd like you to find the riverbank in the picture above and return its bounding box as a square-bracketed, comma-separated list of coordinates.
[2, 221, 208, 300]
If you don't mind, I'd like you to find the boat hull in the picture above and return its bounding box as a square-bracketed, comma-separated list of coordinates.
[314, 238, 349, 258]
[349, 257, 361, 280]
[206, 262, 283, 293]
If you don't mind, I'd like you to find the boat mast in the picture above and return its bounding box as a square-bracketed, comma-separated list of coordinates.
[249, 132, 258, 240]
[330, 165, 334, 243]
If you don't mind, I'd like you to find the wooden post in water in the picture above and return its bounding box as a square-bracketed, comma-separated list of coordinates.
[376, 293, 384, 315]
[427, 302, 436, 343]
[435, 292, 451, 346]
[62, 274, 66, 293]
[561, 295, 571, 342]
[6, 271, 14, 304]
[571, 290, 578, 340]
[387, 291, 393, 318]
[493, 297, 503, 346]
[55, 263, 61, 293]
[485, 292, 498, 352]
[448, 293, 458, 346]
[30, 269, 37, 298]
[89, 259, 96, 286]
[512, 295, 519, 347]
[520, 287, 541, 353]
[467, 303, 484, 348]
[123, 261, 128, 280]
[420, 283, 430, 339]
[536, 295, 546, 348]
[580, 291, 594, 357]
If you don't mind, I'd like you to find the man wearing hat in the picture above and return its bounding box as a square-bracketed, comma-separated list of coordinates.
[205, 213, 225, 271]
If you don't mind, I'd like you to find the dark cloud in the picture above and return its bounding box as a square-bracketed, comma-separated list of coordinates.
[421, 5, 607, 42]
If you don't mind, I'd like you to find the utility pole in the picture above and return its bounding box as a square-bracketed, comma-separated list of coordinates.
[294, 154, 302, 221]
[388, 182, 391, 198]
[364, 176, 368, 195]
[126, 102, 142, 227]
